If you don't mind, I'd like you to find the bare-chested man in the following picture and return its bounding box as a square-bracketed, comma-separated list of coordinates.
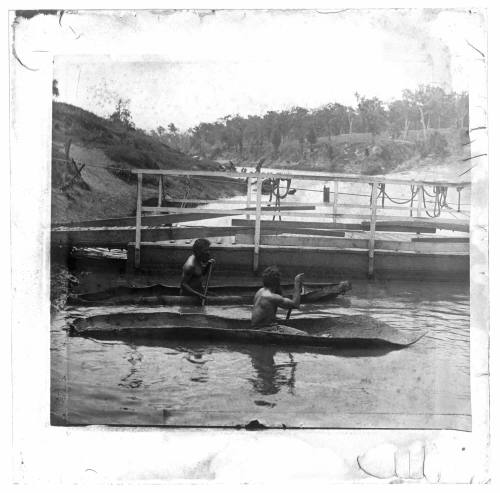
[180, 238, 215, 301]
[251, 266, 305, 334]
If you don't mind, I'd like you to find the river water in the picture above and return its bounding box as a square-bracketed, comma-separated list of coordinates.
[51, 170, 470, 429]
[51, 283, 470, 429]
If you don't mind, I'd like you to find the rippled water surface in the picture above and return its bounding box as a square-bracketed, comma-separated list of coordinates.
[51, 280, 470, 429]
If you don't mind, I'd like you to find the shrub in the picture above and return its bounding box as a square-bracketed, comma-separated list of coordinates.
[416, 131, 449, 158]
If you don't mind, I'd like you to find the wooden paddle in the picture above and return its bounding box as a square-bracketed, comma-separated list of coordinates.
[201, 261, 214, 307]
[286, 282, 306, 320]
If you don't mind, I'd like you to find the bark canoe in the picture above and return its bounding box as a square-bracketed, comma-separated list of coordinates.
[68, 281, 352, 306]
[69, 312, 425, 349]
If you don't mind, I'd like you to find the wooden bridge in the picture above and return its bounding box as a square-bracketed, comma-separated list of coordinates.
[52, 169, 471, 280]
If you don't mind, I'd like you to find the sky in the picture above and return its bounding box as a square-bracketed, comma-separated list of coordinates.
[50, 9, 484, 131]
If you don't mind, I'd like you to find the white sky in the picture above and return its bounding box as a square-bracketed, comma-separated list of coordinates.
[49, 9, 483, 131]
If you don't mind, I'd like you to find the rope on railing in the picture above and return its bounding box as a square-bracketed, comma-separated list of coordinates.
[267, 178, 294, 221]
[180, 176, 192, 208]
[421, 186, 449, 218]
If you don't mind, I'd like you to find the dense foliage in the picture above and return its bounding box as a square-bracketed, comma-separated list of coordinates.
[151, 85, 468, 160]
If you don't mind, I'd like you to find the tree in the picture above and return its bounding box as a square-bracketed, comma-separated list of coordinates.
[346, 106, 356, 135]
[109, 98, 135, 130]
[356, 95, 387, 141]
[306, 126, 317, 152]
[52, 79, 59, 99]
[388, 99, 413, 139]
[168, 123, 178, 134]
[271, 127, 282, 156]
[156, 125, 165, 136]
[290, 106, 309, 156]
[402, 85, 447, 139]
[453, 92, 469, 129]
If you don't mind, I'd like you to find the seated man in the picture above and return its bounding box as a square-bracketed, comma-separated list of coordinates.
[180, 238, 215, 301]
[251, 265, 306, 334]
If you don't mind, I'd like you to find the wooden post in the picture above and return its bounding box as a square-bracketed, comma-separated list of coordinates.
[252, 175, 263, 272]
[417, 185, 424, 217]
[64, 138, 72, 162]
[135, 173, 143, 268]
[332, 180, 339, 223]
[158, 175, 163, 207]
[246, 177, 252, 220]
[323, 185, 330, 203]
[368, 181, 378, 278]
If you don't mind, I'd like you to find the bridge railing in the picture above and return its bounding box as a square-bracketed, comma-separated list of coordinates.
[131, 169, 471, 276]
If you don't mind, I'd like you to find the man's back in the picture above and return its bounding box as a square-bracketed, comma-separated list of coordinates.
[180, 254, 203, 295]
[251, 287, 279, 327]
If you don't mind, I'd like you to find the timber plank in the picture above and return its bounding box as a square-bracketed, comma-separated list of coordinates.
[235, 234, 469, 253]
[232, 218, 363, 230]
[411, 236, 469, 243]
[51, 226, 253, 247]
[233, 218, 438, 234]
[361, 220, 467, 233]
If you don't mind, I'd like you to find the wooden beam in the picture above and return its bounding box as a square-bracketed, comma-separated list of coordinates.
[232, 218, 363, 231]
[130, 168, 471, 188]
[149, 198, 436, 212]
[246, 178, 252, 220]
[135, 173, 143, 267]
[51, 225, 254, 247]
[233, 222, 346, 237]
[158, 175, 163, 207]
[417, 185, 423, 217]
[411, 236, 469, 243]
[253, 176, 263, 272]
[142, 204, 316, 213]
[332, 180, 339, 222]
[360, 220, 466, 233]
[368, 182, 378, 277]
[360, 221, 436, 233]
[235, 234, 469, 253]
[142, 207, 470, 225]
[55, 212, 237, 228]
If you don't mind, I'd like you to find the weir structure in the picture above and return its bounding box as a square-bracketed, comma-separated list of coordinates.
[52, 169, 471, 280]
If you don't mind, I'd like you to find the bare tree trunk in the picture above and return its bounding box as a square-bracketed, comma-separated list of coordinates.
[403, 118, 409, 139]
[418, 107, 427, 140]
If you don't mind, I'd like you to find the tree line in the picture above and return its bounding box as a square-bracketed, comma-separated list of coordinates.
[151, 85, 468, 158]
[52, 78, 469, 160]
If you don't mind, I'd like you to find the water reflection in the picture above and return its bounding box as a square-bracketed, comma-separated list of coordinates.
[246, 346, 297, 396]
[118, 345, 144, 389]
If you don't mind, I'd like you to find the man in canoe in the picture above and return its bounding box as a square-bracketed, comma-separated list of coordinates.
[180, 238, 215, 301]
[251, 266, 306, 335]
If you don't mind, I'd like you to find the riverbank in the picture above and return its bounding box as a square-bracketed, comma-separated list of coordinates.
[52, 102, 245, 224]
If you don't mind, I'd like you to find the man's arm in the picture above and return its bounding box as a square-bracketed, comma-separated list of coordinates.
[201, 258, 215, 275]
[180, 264, 205, 299]
[269, 273, 304, 309]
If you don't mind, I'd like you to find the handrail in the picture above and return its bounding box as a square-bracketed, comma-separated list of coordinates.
[132, 168, 470, 273]
[131, 168, 471, 188]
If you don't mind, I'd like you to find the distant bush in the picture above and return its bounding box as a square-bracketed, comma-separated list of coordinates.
[416, 131, 449, 158]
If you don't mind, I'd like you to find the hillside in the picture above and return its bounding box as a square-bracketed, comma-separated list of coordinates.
[214, 128, 470, 176]
[51, 102, 245, 224]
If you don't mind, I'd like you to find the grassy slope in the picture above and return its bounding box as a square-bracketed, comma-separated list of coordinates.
[51, 102, 245, 224]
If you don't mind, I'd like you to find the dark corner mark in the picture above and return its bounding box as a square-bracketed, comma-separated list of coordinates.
[15, 10, 60, 20]
[235, 419, 268, 431]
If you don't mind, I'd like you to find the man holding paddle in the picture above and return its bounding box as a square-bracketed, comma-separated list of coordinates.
[251, 266, 306, 334]
[180, 238, 215, 303]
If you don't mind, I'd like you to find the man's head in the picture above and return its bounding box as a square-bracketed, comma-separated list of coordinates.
[262, 265, 281, 293]
[193, 238, 211, 262]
